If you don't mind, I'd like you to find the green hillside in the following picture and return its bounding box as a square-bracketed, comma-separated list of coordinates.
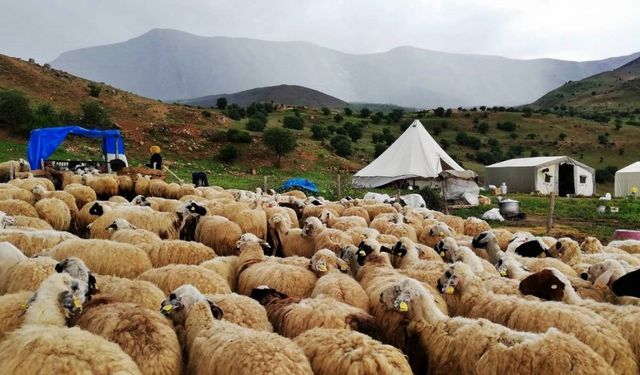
[532, 57, 640, 112]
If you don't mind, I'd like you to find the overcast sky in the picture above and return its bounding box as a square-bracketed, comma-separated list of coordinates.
[1, 0, 638, 63]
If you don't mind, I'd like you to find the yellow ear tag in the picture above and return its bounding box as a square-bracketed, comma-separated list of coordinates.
[539, 253, 547, 258]
[317, 264, 327, 272]
[73, 297, 82, 309]
[162, 304, 174, 313]
[438, 232, 444, 236]
[339, 263, 349, 271]
[439, 251, 445, 257]
[500, 270, 508, 277]
[445, 286, 455, 294]
[20, 303, 28, 310]
[398, 301, 409, 312]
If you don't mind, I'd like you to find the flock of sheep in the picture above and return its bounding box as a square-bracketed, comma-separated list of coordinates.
[1, 158, 640, 375]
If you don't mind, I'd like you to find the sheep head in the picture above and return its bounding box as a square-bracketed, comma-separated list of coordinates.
[519, 269, 567, 301]
[471, 231, 497, 249]
[310, 249, 349, 274]
[106, 218, 136, 231]
[88, 202, 105, 216]
[131, 195, 151, 207]
[580, 237, 603, 253]
[161, 285, 223, 324]
[437, 262, 475, 295]
[356, 240, 378, 266]
[55, 257, 97, 301]
[235, 232, 271, 254]
[495, 255, 528, 278]
[435, 237, 458, 261]
[302, 216, 324, 237]
[249, 286, 288, 305]
[428, 222, 453, 238]
[26, 273, 88, 325]
[585, 259, 625, 289]
[379, 278, 423, 313]
[319, 209, 335, 224]
[181, 201, 207, 217]
[549, 238, 579, 263]
[31, 184, 47, 196]
[0, 211, 15, 229]
[380, 237, 414, 259]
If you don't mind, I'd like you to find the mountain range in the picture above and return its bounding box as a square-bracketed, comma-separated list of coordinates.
[532, 56, 640, 111]
[51, 29, 640, 108]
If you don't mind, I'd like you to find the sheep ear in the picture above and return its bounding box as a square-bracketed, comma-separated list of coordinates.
[207, 300, 224, 320]
[55, 263, 63, 273]
[380, 246, 392, 254]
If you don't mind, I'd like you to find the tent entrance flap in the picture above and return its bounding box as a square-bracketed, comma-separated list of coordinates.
[558, 163, 575, 196]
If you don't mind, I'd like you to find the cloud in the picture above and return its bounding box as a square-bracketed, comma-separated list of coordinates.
[0, 0, 638, 62]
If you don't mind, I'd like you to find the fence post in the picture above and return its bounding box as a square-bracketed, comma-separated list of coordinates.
[336, 174, 342, 199]
[263, 176, 268, 192]
[546, 192, 556, 235]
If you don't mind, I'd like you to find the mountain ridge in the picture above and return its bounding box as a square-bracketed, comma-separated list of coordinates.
[51, 28, 640, 107]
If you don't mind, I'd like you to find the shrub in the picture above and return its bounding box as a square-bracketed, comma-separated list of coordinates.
[87, 82, 102, 98]
[0, 90, 32, 132]
[31, 103, 60, 129]
[388, 109, 404, 123]
[310, 124, 331, 141]
[343, 122, 363, 142]
[334, 113, 344, 123]
[595, 166, 617, 183]
[477, 122, 489, 134]
[202, 110, 212, 118]
[80, 101, 111, 129]
[440, 138, 450, 150]
[226, 107, 242, 120]
[216, 97, 227, 110]
[558, 133, 567, 140]
[283, 115, 304, 130]
[263, 127, 297, 167]
[417, 187, 442, 211]
[226, 129, 252, 143]
[245, 118, 266, 132]
[597, 134, 608, 145]
[370, 113, 382, 124]
[496, 121, 517, 131]
[374, 143, 387, 157]
[330, 135, 353, 157]
[343, 107, 353, 116]
[217, 144, 239, 163]
[321, 107, 331, 116]
[359, 107, 371, 118]
[433, 107, 445, 117]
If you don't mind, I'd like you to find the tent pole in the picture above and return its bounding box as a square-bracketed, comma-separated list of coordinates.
[441, 177, 449, 214]
[336, 174, 341, 199]
[546, 192, 556, 235]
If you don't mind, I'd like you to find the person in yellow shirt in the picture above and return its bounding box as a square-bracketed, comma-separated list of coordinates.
[146, 146, 162, 170]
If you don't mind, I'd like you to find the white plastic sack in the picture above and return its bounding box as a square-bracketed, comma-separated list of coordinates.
[463, 192, 480, 206]
[400, 194, 426, 208]
[364, 192, 393, 203]
[482, 208, 505, 222]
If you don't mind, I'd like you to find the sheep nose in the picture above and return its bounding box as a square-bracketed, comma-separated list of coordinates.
[580, 272, 589, 280]
[436, 279, 443, 292]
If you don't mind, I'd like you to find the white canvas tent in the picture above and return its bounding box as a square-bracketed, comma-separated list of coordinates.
[485, 156, 595, 196]
[352, 120, 464, 188]
[615, 162, 640, 197]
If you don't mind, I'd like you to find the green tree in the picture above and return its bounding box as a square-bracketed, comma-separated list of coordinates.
[343, 122, 363, 142]
[334, 113, 344, 123]
[330, 135, 353, 157]
[370, 113, 382, 124]
[558, 133, 567, 140]
[0, 90, 32, 132]
[388, 109, 404, 123]
[374, 143, 387, 157]
[245, 118, 266, 132]
[321, 107, 331, 116]
[80, 101, 111, 129]
[477, 122, 489, 134]
[433, 107, 445, 117]
[283, 115, 304, 130]
[359, 107, 371, 118]
[263, 127, 297, 167]
[217, 144, 239, 163]
[31, 103, 59, 129]
[343, 107, 353, 116]
[216, 97, 228, 110]
[310, 124, 331, 141]
[87, 82, 102, 98]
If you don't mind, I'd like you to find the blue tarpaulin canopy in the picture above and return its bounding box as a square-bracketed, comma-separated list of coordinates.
[27, 126, 125, 169]
[281, 178, 319, 193]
